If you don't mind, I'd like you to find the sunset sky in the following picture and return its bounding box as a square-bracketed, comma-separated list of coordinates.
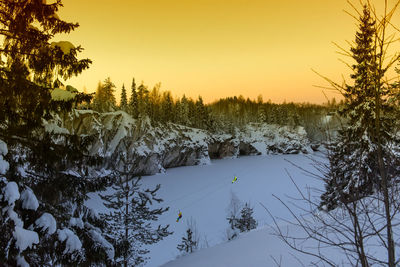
[57, 0, 400, 104]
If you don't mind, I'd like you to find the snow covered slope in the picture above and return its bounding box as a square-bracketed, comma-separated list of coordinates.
[161, 226, 319, 267]
[86, 154, 326, 266]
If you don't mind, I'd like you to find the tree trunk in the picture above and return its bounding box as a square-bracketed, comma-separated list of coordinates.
[124, 168, 129, 267]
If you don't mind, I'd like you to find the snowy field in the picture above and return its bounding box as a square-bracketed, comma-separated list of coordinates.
[86, 153, 334, 266]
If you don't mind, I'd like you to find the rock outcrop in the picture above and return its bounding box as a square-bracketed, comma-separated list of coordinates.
[44, 110, 312, 175]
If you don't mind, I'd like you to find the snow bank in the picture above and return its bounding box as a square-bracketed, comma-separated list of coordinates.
[36, 213, 57, 235]
[58, 228, 82, 254]
[13, 226, 39, 251]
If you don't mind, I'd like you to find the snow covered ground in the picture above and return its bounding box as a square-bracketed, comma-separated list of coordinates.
[86, 153, 333, 266]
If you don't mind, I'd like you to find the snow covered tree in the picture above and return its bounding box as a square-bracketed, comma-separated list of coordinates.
[225, 191, 242, 240]
[236, 202, 257, 232]
[0, 0, 92, 137]
[177, 228, 197, 254]
[177, 217, 199, 254]
[120, 84, 128, 111]
[0, 1, 116, 265]
[320, 4, 400, 211]
[283, 2, 400, 265]
[100, 159, 172, 266]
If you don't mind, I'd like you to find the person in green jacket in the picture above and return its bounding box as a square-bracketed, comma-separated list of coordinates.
[176, 211, 182, 222]
[232, 176, 237, 183]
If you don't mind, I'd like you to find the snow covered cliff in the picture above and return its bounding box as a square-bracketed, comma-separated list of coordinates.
[45, 110, 312, 175]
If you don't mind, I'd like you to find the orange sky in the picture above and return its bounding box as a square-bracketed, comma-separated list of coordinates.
[57, 0, 400, 104]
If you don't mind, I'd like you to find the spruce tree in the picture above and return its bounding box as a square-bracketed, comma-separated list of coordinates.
[225, 192, 242, 240]
[319, 6, 399, 210]
[161, 91, 174, 123]
[92, 77, 117, 112]
[0, 1, 114, 265]
[129, 78, 139, 119]
[120, 84, 128, 111]
[236, 202, 257, 232]
[100, 161, 172, 266]
[137, 83, 149, 118]
[319, 7, 400, 264]
[177, 228, 198, 254]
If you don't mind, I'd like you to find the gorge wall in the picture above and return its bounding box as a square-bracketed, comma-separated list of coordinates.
[44, 110, 314, 176]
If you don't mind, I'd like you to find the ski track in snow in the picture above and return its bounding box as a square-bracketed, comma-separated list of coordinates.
[87, 153, 327, 266]
[140, 154, 323, 266]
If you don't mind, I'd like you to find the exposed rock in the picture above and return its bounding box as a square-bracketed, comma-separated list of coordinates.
[208, 138, 238, 159]
[238, 142, 260, 156]
[49, 110, 313, 176]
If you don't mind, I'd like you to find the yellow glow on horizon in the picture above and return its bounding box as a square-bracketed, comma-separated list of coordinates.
[57, 0, 400, 103]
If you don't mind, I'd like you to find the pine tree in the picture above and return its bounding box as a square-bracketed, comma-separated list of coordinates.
[100, 160, 172, 266]
[236, 202, 257, 232]
[129, 78, 139, 119]
[177, 228, 198, 254]
[120, 84, 128, 111]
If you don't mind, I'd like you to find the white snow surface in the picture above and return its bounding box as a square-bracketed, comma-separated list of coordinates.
[58, 228, 82, 254]
[86, 154, 336, 267]
[13, 226, 39, 251]
[20, 188, 39, 210]
[35, 213, 57, 235]
[3, 181, 20, 205]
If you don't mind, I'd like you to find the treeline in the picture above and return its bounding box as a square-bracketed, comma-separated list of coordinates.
[89, 77, 339, 134]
